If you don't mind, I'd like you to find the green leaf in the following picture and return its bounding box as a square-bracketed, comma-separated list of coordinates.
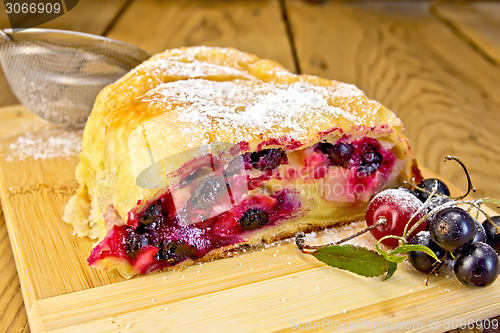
[375, 238, 406, 264]
[385, 253, 407, 264]
[384, 261, 398, 280]
[392, 244, 440, 262]
[312, 244, 389, 278]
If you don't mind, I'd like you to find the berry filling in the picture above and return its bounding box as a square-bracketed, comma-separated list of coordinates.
[316, 142, 354, 168]
[89, 137, 398, 274]
[313, 138, 394, 177]
[88, 189, 299, 274]
[306, 138, 397, 202]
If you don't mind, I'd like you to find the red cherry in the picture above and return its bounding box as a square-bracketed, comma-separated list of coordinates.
[366, 189, 427, 247]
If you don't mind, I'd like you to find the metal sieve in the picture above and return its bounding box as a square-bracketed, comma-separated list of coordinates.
[0, 28, 150, 128]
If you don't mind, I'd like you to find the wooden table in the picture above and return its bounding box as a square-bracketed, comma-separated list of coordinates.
[0, 1, 499, 332]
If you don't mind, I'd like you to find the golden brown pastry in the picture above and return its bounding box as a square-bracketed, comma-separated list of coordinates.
[63, 46, 420, 277]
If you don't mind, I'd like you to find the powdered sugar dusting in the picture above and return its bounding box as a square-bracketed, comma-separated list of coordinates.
[373, 188, 422, 213]
[140, 59, 255, 81]
[5, 129, 82, 161]
[144, 79, 363, 141]
[331, 83, 364, 98]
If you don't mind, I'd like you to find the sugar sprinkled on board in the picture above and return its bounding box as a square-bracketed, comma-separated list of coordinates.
[5, 129, 82, 161]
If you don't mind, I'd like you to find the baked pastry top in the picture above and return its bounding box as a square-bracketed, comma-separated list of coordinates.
[63, 46, 420, 277]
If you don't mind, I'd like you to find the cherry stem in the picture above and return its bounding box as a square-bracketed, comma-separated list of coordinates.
[425, 252, 448, 286]
[295, 218, 387, 252]
[404, 155, 475, 202]
[468, 200, 500, 235]
[443, 155, 475, 200]
[403, 190, 437, 240]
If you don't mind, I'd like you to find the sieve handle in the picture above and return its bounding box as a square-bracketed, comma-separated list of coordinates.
[0, 29, 13, 42]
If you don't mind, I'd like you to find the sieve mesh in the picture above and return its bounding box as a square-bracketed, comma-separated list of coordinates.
[0, 38, 148, 128]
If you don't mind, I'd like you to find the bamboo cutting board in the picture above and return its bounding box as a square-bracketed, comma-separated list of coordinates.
[1, 106, 499, 333]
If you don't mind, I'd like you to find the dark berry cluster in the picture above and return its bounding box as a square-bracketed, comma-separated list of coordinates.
[294, 156, 500, 288]
[368, 177, 500, 287]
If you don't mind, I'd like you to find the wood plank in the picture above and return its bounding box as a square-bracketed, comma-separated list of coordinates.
[0, 129, 126, 307]
[0, 209, 29, 333]
[0, 105, 49, 333]
[0, 0, 128, 34]
[286, 1, 500, 201]
[0, 2, 128, 330]
[0, 105, 50, 138]
[27, 261, 500, 332]
[0, 2, 294, 331]
[1, 105, 499, 332]
[0, 0, 128, 107]
[432, 2, 500, 65]
[106, 0, 296, 72]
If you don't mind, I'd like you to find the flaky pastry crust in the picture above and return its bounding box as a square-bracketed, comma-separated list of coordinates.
[63, 46, 419, 275]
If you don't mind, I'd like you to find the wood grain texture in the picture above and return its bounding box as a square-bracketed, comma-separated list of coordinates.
[0, 105, 50, 138]
[0, 209, 29, 333]
[0, 1, 294, 331]
[0, 151, 126, 308]
[432, 2, 500, 65]
[286, 1, 500, 200]
[0, 0, 129, 108]
[106, 0, 296, 72]
[0, 106, 499, 333]
[0, 1, 128, 330]
[1, 2, 500, 331]
[0, 106, 52, 333]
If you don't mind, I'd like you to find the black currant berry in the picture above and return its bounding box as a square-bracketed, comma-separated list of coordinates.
[408, 231, 446, 274]
[125, 230, 149, 254]
[483, 216, 500, 255]
[454, 242, 500, 287]
[155, 240, 196, 263]
[358, 144, 382, 175]
[191, 176, 228, 209]
[140, 200, 163, 225]
[319, 142, 354, 167]
[456, 219, 487, 255]
[429, 207, 476, 252]
[250, 148, 287, 171]
[415, 178, 450, 202]
[471, 219, 487, 244]
[240, 208, 269, 231]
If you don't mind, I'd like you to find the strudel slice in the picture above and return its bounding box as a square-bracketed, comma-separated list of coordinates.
[63, 46, 421, 277]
